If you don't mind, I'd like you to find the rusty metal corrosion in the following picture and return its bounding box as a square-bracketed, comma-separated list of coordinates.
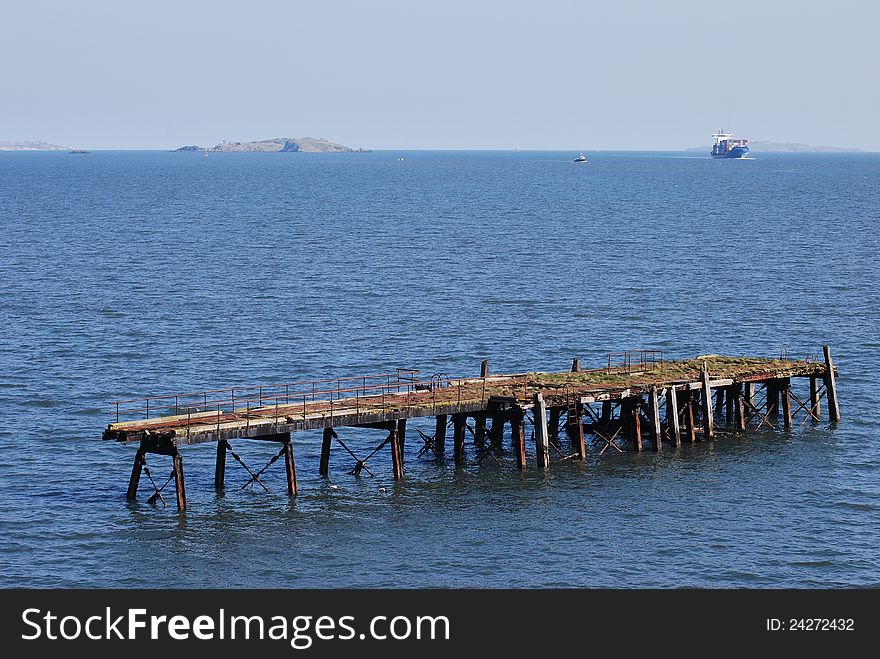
[106, 347, 841, 512]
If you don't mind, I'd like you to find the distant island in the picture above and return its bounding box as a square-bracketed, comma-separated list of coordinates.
[0, 140, 72, 151]
[685, 141, 867, 153]
[175, 137, 369, 153]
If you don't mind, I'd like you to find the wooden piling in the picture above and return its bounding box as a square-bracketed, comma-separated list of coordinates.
[781, 378, 792, 429]
[666, 386, 681, 446]
[452, 413, 466, 464]
[435, 414, 447, 456]
[571, 358, 581, 373]
[282, 436, 297, 496]
[650, 387, 662, 451]
[809, 376, 821, 421]
[511, 407, 527, 469]
[633, 398, 643, 451]
[173, 451, 186, 511]
[481, 359, 490, 378]
[725, 386, 734, 424]
[390, 425, 404, 480]
[700, 363, 714, 440]
[733, 384, 746, 432]
[534, 393, 550, 469]
[319, 428, 333, 476]
[126, 447, 146, 501]
[214, 439, 227, 490]
[684, 390, 696, 443]
[823, 345, 840, 422]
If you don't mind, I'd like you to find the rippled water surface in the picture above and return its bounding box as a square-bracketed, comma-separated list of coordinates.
[1, 150, 878, 587]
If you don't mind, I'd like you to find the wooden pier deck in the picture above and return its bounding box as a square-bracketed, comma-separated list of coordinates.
[104, 347, 840, 511]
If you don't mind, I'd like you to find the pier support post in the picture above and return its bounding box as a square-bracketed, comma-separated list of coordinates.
[282, 436, 297, 496]
[214, 440, 227, 490]
[319, 428, 333, 476]
[534, 393, 550, 469]
[490, 412, 505, 447]
[781, 378, 792, 429]
[397, 419, 407, 463]
[700, 363, 714, 440]
[666, 387, 681, 446]
[823, 345, 840, 422]
[650, 387, 662, 451]
[511, 407, 527, 469]
[126, 447, 146, 501]
[571, 358, 581, 373]
[733, 384, 746, 432]
[725, 386, 734, 425]
[809, 376, 821, 421]
[390, 425, 404, 481]
[601, 401, 612, 425]
[481, 359, 490, 378]
[452, 413, 466, 464]
[570, 404, 585, 461]
[548, 408, 561, 441]
[766, 379, 779, 419]
[714, 387, 725, 418]
[632, 398, 643, 451]
[173, 451, 186, 512]
[435, 414, 447, 456]
[745, 382, 755, 414]
[683, 390, 696, 443]
[474, 414, 487, 446]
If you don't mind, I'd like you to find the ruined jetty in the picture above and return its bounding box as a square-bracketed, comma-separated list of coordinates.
[103, 347, 840, 511]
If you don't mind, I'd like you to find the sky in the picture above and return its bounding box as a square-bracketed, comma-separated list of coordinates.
[2, 0, 878, 150]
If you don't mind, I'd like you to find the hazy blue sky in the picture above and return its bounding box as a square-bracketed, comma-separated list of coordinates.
[2, 0, 878, 150]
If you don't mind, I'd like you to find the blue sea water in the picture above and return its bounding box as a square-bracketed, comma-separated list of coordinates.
[0, 149, 878, 588]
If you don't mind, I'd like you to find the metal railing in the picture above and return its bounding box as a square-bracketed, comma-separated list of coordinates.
[605, 350, 664, 374]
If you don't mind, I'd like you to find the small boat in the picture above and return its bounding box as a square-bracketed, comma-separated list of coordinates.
[68, 149, 90, 154]
[574, 153, 587, 163]
[204, 147, 209, 157]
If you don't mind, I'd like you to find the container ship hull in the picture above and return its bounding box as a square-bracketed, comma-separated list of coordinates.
[711, 129, 749, 158]
[712, 145, 749, 159]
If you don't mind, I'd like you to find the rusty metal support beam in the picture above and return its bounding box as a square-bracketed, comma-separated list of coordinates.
[548, 408, 561, 441]
[389, 426, 404, 481]
[781, 378, 792, 429]
[126, 447, 146, 501]
[282, 436, 297, 496]
[766, 379, 779, 419]
[511, 407, 527, 469]
[435, 414, 447, 456]
[319, 427, 333, 476]
[809, 376, 821, 421]
[214, 439, 227, 490]
[173, 451, 186, 512]
[452, 413, 466, 464]
[396, 419, 407, 463]
[733, 384, 746, 432]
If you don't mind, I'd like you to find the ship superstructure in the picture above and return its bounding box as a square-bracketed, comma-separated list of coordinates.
[711, 129, 749, 158]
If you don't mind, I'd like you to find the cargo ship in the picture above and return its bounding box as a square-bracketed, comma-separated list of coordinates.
[711, 129, 749, 158]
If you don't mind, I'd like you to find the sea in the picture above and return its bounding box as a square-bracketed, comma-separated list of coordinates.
[1, 149, 878, 588]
